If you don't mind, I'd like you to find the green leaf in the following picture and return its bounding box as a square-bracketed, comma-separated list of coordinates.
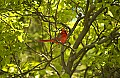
[108, 11, 113, 17]
[48, 75, 59, 78]
[18, 34, 24, 42]
[61, 73, 70, 78]
[118, 39, 120, 50]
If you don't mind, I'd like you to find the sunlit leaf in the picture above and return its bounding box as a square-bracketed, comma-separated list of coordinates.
[108, 11, 113, 17]
[18, 34, 23, 42]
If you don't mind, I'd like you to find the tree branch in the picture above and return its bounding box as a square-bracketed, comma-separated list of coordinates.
[70, 49, 88, 76]
[61, 46, 67, 72]
[69, 28, 120, 76]
[74, 27, 120, 60]
[49, 64, 61, 77]
[73, 6, 105, 49]
[67, 15, 84, 38]
[73, 5, 96, 49]
[85, 0, 90, 15]
[89, 7, 105, 26]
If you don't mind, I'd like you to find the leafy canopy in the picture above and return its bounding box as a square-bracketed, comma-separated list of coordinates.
[0, 0, 120, 78]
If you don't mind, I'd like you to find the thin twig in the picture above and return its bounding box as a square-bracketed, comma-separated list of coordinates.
[49, 64, 61, 77]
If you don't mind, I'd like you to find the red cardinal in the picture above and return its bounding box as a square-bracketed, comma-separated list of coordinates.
[38, 28, 67, 44]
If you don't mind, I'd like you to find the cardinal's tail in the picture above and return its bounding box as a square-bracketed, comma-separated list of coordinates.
[38, 39, 55, 42]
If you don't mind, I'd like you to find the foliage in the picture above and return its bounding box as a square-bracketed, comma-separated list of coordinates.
[0, 0, 120, 78]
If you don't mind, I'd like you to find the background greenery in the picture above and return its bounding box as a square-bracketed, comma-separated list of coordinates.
[0, 0, 120, 78]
